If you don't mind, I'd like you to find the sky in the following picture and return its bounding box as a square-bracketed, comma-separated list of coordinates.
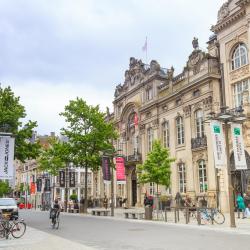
[0, 0, 225, 135]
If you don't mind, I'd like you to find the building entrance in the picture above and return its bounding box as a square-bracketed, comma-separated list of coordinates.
[131, 169, 137, 206]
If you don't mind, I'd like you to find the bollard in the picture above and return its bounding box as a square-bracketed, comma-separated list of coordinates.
[177, 208, 180, 222]
[197, 208, 201, 225]
[174, 208, 177, 223]
[185, 208, 189, 224]
[165, 208, 168, 222]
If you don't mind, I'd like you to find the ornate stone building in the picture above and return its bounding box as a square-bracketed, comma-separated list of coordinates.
[110, 38, 223, 209]
[211, 0, 250, 210]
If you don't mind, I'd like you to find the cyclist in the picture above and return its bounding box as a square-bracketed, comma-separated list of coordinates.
[50, 199, 61, 225]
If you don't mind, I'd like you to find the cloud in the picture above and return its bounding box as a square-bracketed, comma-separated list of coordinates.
[0, 0, 225, 134]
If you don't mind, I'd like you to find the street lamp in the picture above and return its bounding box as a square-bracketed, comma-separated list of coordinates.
[209, 106, 247, 228]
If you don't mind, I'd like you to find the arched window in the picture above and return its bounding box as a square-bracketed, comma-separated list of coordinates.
[232, 43, 248, 70]
[195, 110, 204, 138]
[198, 160, 207, 193]
[176, 116, 184, 145]
[162, 121, 169, 148]
[178, 163, 186, 193]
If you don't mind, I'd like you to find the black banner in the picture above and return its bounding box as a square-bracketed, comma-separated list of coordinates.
[36, 178, 42, 192]
[69, 171, 75, 187]
[102, 156, 111, 181]
[59, 170, 65, 187]
[44, 178, 50, 192]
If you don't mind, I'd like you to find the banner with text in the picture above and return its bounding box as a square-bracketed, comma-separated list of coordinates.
[231, 123, 247, 170]
[69, 171, 76, 187]
[36, 178, 42, 192]
[210, 120, 226, 168]
[102, 156, 111, 182]
[116, 157, 126, 184]
[0, 136, 15, 179]
[59, 170, 65, 187]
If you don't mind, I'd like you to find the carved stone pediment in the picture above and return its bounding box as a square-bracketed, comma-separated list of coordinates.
[203, 96, 213, 110]
[230, 64, 250, 82]
[149, 60, 161, 75]
[192, 151, 208, 163]
[187, 50, 204, 68]
[217, 1, 230, 23]
[152, 118, 159, 128]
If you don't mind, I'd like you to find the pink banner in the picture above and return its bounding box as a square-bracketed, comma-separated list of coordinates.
[116, 157, 126, 183]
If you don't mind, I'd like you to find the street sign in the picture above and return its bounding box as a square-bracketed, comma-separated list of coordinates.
[69, 171, 76, 187]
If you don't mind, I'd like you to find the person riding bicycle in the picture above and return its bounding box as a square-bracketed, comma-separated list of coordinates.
[50, 199, 61, 225]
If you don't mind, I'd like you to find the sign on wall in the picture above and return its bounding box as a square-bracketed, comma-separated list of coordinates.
[0, 136, 15, 179]
[231, 123, 247, 170]
[36, 178, 42, 192]
[116, 157, 126, 184]
[59, 170, 65, 187]
[102, 156, 111, 182]
[44, 178, 50, 192]
[30, 182, 36, 194]
[210, 120, 226, 168]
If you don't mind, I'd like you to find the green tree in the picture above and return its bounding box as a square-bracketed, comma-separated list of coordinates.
[0, 86, 40, 161]
[0, 181, 11, 197]
[60, 98, 117, 212]
[137, 140, 175, 194]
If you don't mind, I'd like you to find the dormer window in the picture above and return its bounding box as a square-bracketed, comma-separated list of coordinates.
[146, 87, 153, 101]
[232, 43, 248, 70]
[176, 98, 181, 106]
[193, 89, 200, 97]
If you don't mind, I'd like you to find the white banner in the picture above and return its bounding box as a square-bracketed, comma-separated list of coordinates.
[0, 136, 15, 179]
[231, 123, 247, 170]
[210, 120, 226, 168]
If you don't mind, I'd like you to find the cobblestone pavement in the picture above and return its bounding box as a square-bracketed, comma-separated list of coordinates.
[0, 226, 95, 250]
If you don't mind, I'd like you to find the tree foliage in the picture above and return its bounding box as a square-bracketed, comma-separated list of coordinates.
[38, 138, 70, 176]
[60, 98, 117, 212]
[0, 181, 11, 198]
[0, 86, 40, 162]
[137, 140, 175, 191]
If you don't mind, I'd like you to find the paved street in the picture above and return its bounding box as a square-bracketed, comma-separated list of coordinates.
[1, 210, 249, 250]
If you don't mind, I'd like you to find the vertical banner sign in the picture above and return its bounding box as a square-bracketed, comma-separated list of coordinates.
[30, 182, 36, 194]
[44, 179, 50, 191]
[59, 170, 65, 187]
[69, 171, 75, 187]
[102, 156, 111, 182]
[0, 136, 15, 179]
[116, 157, 126, 183]
[231, 123, 247, 170]
[36, 179, 42, 192]
[210, 120, 226, 168]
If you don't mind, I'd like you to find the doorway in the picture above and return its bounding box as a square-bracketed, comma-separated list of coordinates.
[131, 169, 137, 206]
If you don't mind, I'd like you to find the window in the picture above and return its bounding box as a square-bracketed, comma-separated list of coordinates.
[75, 172, 78, 185]
[176, 99, 181, 106]
[193, 89, 200, 97]
[176, 116, 184, 145]
[146, 87, 153, 101]
[147, 127, 154, 151]
[80, 172, 84, 184]
[195, 110, 204, 138]
[232, 43, 248, 70]
[149, 182, 155, 195]
[233, 79, 250, 107]
[178, 163, 186, 193]
[198, 160, 207, 193]
[162, 121, 170, 148]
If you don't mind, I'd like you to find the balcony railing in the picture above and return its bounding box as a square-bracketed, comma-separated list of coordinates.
[126, 153, 142, 162]
[191, 136, 207, 150]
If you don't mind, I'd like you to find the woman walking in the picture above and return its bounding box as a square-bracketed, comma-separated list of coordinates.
[236, 193, 246, 219]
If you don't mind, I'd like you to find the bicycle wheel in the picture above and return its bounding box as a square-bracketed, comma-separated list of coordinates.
[55, 216, 60, 229]
[11, 221, 26, 239]
[213, 211, 225, 225]
[0, 222, 6, 238]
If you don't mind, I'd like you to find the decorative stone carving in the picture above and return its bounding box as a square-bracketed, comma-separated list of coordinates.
[230, 65, 250, 81]
[217, 1, 230, 23]
[192, 37, 199, 50]
[146, 112, 152, 118]
[203, 96, 213, 110]
[152, 118, 159, 128]
[149, 60, 161, 74]
[183, 105, 191, 117]
[139, 124, 145, 134]
[193, 102, 202, 111]
[114, 84, 123, 97]
[167, 66, 174, 79]
[192, 151, 208, 163]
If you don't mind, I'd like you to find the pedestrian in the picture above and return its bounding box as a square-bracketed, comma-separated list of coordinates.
[236, 193, 246, 219]
[103, 195, 108, 209]
[244, 192, 250, 207]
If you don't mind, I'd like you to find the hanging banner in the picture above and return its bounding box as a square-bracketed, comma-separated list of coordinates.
[30, 182, 36, 194]
[231, 123, 247, 170]
[134, 113, 139, 127]
[0, 136, 15, 179]
[116, 157, 126, 183]
[102, 156, 111, 182]
[69, 171, 76, 187]
[210, 120, 226, 168]
[59, 170, 65, 187]
[44, 178, 50, 191]
[36, 178, 42, 192]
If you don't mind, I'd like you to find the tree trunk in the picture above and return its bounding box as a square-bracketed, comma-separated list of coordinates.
[84, 165, 88, 213]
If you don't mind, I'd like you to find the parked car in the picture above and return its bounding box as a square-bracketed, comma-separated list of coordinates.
[0, 198, 19, 220]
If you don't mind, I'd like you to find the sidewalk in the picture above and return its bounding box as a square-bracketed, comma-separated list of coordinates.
[0, 226, 95, 250]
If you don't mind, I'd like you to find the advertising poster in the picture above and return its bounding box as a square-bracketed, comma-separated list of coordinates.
[116, 157, 126, 184]
[102, 156, 111, 182]
[59, 170, 65, 187]
[69, 171, 76, 187]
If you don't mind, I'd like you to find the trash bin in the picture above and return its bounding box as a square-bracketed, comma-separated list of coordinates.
[145, 205, 153, 220]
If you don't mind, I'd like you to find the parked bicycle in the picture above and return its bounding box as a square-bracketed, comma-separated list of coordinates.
[0, 218, 26, 239]
[199, 208, 225, 225]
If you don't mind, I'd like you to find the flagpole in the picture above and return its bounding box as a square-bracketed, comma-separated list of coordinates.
[146, 36, 148, 64]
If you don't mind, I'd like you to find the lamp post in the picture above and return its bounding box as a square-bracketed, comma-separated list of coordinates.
[209, 106, 247, 228]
